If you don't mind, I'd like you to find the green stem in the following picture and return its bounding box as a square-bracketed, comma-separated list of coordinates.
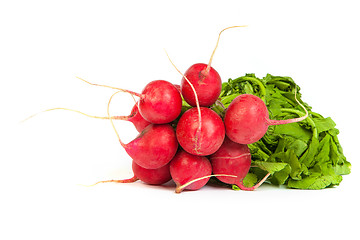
[280, 108, 318, 137]
[230, 76, 267, 101]
[220, 93, 240, 106]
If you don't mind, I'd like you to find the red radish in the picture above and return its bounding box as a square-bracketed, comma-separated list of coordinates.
[210, 137, 251, 185]
[181, 26, 247, 107]
[224, 93, 308, 144]
[209, 137, 251, 185]
[77, 77, 182, 124]
[176, 107, 225, 156]
[106, 91, 178, 169]
[210, 137, 271, 190]
[170, 150, 212, 193]
[138, 80, 182, 124]
[132, 161, 172, 185]
[120, 123, 178, 169]
[181, 63, 221, 107]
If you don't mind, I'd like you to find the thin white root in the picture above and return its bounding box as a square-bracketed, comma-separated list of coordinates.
[20, 107, 120, 123]
[266, 86, 309, 126]
[107, 90, 126, 148]
[164, 50, 202, 153]
[80, 175, 139, 187]
[76, 76, 142, 97]
[175, 174, 237, 193]
[292, 87, 309, 122]
[206, 25, 248, 72]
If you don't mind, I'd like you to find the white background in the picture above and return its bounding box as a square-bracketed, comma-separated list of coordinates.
[1, 0, 359, 239]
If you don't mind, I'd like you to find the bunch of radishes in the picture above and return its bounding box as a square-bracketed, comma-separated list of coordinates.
[89, 26, 308, 193]
[23, 26, 307, 193]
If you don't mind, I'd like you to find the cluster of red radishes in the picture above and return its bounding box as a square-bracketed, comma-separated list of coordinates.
[92, 26, 308, 193]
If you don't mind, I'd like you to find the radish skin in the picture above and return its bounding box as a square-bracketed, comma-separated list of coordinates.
[224, 92, 308, 144]
[181, 63, 222, 107]
[132, 161, 172, 185]
[170, 150, 212, 192]
[181, 26, 247, 107]
[210, 137, 271, 191]
[210, 137, 252, 185]
[138, 80, 182, 124]
[122, 124, 178, 169]
[107, 92, 178, 170]
[176, 107, 225, 156]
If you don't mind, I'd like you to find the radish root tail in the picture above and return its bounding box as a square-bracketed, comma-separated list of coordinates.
[164, 50, 202, 154]
[21, 77, 140, 124]
[236, 172, 271, 191]
[210, 153, 251, 160]
[107, 90, 128, 148]
[175, 174, 237, 193]
[206, 25, 248, 73]
[266, 86, 309, 126]
[20, 107, 127, 123]
[84, 175, 139, 187]
[76, 76, 142, 98]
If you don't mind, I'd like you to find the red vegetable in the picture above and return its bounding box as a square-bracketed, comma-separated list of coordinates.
[77, 77, 182, 124]
[138, 80, 182, 124]
[170, 150, 212, 193]
[181, 63, 221, 107]
[180, 26, 247, 107]
[132, 161, 172, 185]
[210, 137, 251, 186]
[176, 107, 225, 156]
[123, 124, 178, 169]
[224, 93, 308, 144]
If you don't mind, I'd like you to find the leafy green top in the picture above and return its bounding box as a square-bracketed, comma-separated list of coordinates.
[219, 74, 351, 190]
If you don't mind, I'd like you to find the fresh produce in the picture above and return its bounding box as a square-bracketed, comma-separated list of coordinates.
[137, 80, 182, 124]
[118, 123, 178, 169]
[180, 26, 246, 107]
[26, 26, 350, 192]
[132, 161, 172, 185]
[77, 77, 183, 124]
[176, 107, 225, 156]
[210, 137, 252, 187]
[169, 150, 212, 193]
[224, 93, 308, 144]
[105, 90, 179, 170]
[181, 63, 221, 107]
[93, 72, 350, 191]
[219, 73, 351, 190]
